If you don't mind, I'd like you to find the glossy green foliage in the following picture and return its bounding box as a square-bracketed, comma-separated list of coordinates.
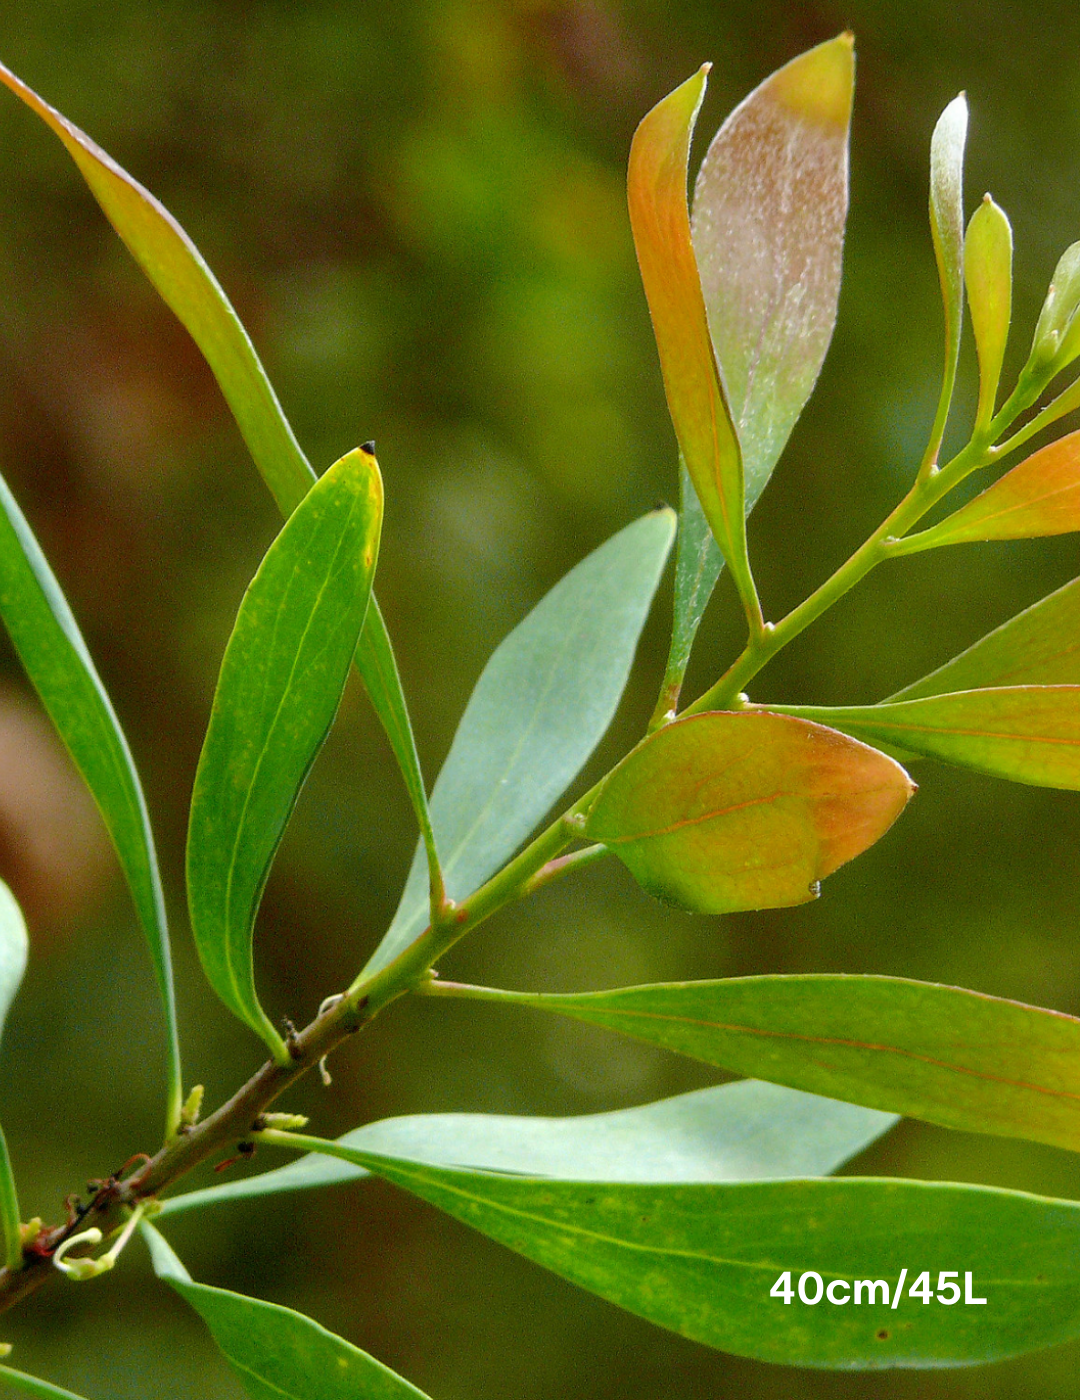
[157, 1081, 895, 1215]
[584, 712, 913, 913]
[0, 468, 181, 1130]
[267, 1134, 1080, 1369]
[142, 1225, 430, 1399]
[964, 194, 1013, 431]
[892, 575, 1080, 697]
[927, 94, 968, 457]
[363, 509, 675, 976]
[0, 63, 439, 899]
[772, 686, 1080, 789]
[478, 974, 1080, 1151]
[627, 69, 753, 611]
[894, 430, 1080, 552]
[188, 448, 382, 1056]
[692, 35, 853, 506]
[0, 1369, 90, 1399]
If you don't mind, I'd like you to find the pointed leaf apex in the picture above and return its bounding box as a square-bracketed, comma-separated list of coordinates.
[769, 34, 855, 132]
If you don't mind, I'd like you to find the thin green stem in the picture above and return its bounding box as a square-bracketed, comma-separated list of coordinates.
[521, 844, 610, 897]
[0, 1128, 20, 1274]
[344, 789, 601, 1012]
[414, 978, 529, 1005]
[685, 435, 996, 716]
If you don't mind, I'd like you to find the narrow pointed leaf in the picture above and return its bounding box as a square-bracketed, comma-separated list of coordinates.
[470, 974, 1080, 1152]
[362, 509, 675, 976]
[964, 195, 1012, 431]
[0, 883, 27, 1272]
[892, 574, 1080, 699]
[157, 1082, 895, 1216]
[894, 430, 1080, 553]
[353, 598, 442, 907]
[0, 470, 181, 1132]
[0, 62, 310, 518]
[927, 94, 968, 461]
[627, 70, 756, 613]
[188, 448, 382, 1056]
[265, 1134, 1080, 1369]
[142, 1224, 431, 1399]
[583, 711, 913, 914]
[0, 1370, 92, 1400]
[652, 462, 724, 724]
[771, 687, 1080, 789]
[0, 65, 441, 910]
[692, 35, 854, 504]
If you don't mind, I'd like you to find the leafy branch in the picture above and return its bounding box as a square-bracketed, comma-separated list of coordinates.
[5, 30, 1080, 1394]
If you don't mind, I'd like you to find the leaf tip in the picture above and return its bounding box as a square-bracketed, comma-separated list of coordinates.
[770, 34, 855, 132]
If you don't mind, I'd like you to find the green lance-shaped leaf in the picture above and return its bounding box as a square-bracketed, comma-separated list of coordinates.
[0, 64, 442, 917]
[0, 1369, 93, 1400]
[964, 194, 1012, 434]
[769, 686, 1080, 790]
[891, 574, 1080, 699]
[582, 711, 914, 914]
[259, 1132, 1080, 1369]
[926, 93, 968, 465]
[627, 68, 758, 622]
[691, 35, 854, 508]
[0, 469, 181, 1136]
[451, 974, 1080, 1153]
[157, 1081, 895, 1216]
[362, 509, 674, 977]
[891, 429, 1080, 554]
[142, 1224, 431, 1400]
[187, 447, 382, 1058]
[0, 883, 26, 1272]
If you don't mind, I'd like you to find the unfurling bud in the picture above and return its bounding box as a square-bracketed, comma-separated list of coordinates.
[964, 194, 1012, 432]
[1029, 242, 1080, 374]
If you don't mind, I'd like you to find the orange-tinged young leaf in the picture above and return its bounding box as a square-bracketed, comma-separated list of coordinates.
[627, 69, 756, 622]
[965, 194, 1013, 432]
[773, 686, 1080, 789]
[584, 711, 914, 914]
[893, 429, 1080, 553]
[0, 61, 310, 519]
[691, 35, 853, 507]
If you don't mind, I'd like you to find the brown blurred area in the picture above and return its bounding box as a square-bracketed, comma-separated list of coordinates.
[1, 3, 1080, 1397]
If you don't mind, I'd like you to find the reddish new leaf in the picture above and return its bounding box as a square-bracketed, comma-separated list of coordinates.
[894, 430, 1080, 553]
[691, 35, 854, 506]
[627, 69, 754, 614]
[584, 712, 914, 913]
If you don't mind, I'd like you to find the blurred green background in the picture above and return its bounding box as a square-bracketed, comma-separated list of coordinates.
[0, 1, 1079, 1396]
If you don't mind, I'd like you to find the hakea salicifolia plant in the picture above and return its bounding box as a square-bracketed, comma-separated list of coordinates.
[1, 31, 1080, 1395]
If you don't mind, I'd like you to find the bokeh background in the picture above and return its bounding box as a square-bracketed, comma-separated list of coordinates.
[0, 2, 1079, 1396]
